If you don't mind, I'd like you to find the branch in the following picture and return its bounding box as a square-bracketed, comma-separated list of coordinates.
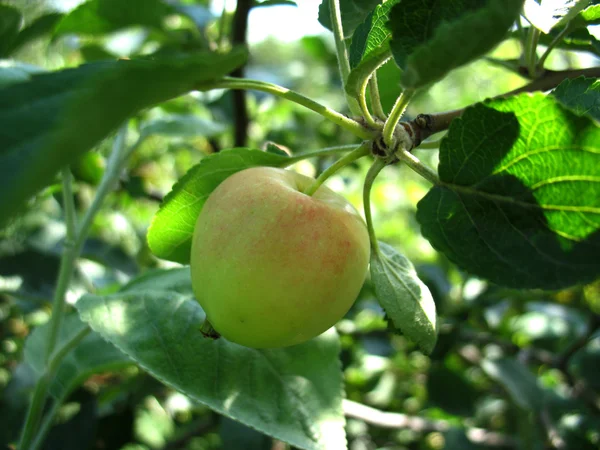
[404, 66, 600, 148]
[231, 0, 252, 147]
[343, 400, 516, 448]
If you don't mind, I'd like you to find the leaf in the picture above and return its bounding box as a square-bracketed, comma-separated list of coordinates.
[0, 4, 21, 57]
[75, 282, 346, 450]
[10, 13, 63, 55]
[481, 357, 546, 411]
[24, 314, 131, 401]
[417, 93, 600, 290]
[349, 0, 399, 69]
[523, 0, 590, 34]
[141, 115, 228, 138]
[389, 0, 522, 89]
[0, 48, 247, 229]
[369, 241, 437, 354]
[552, 76, 600, 123]
[427, 363, 477, 416]
[147, 148, 292, 264]
[580, 4, 600, 23]
[318, 0, 380, 38]
[54, 0, 174, 37]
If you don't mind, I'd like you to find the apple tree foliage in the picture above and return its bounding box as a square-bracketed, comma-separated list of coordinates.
[0, 0, 599, 449]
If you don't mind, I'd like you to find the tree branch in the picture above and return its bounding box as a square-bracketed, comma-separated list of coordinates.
[343, 400, 516, 448]
[231, 0, 252, 148]
[403, 66, 600, 148]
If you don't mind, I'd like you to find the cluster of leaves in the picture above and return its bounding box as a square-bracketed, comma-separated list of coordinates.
[0, 0, 599, 449]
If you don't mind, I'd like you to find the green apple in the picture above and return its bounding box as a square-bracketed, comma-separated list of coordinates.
[190, 166, 370, 348]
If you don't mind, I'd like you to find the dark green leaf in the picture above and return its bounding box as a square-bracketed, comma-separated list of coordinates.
[389, 0, 522, 88]
[0, 4, 22, 57]
[552, 76, 600, 123]
[54, 0, 174, 37]
[76, 285, 346, 450]
[348, 0, 398, 69]
[24, 314, 131, 401]
[427, 363, 477, 416]
[569, 332, 600, 390]
[147, 148, 292, 264]
[318, 0, 380, 38]
[417, 94, 600, 290]
[370, 241, 437, 354]
[0, 48, 247, 228]
[10, 13, 63, 55]
[220, 417, 272, 450]
[481, 357, 546, 411]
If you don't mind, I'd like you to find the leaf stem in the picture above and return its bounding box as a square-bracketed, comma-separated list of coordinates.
[395, 148, 440, 185]
[525, 26, 540, 77]
[19, 124, 131, 450]
[304, 143, 370, 196]
[329, 0, 362, 116]
[19, 326, 91, 449]
[202, 77, 375, 140]
[363, 158, 387, 255]
[537, 23, 573, 70]
[382, 89, 415, 148]
[358, 76, 378, 128]
[287, 144, 366, 163]
[369, 75, 386, 120]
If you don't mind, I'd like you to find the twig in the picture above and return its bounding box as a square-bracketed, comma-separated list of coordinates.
[343, 400, 516, 448]
[405, 66, 600, 147]
[231, 0, 252, 147]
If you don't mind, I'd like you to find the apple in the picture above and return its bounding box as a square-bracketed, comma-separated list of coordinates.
[190, 166, 370, 348]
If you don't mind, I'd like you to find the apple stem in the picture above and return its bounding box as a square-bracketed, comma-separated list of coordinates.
[303, 143, 371, 197]
[200, 318, 221, 340]
[363, 158, 388, 255]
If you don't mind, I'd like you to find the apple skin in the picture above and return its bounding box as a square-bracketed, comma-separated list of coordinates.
[190, 166, 370, 348]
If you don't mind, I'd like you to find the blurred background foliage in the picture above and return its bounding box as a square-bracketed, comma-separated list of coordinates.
[1, 0, 599, 449]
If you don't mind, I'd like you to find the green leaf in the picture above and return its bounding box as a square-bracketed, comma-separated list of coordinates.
[24, 314, 131, 400]
[0, 48, 247, 229]
[147, 148, 292, 264]
[369, 241, 437, 354]
[481, 357, 546, 411]
[0, 4, 21, 57]
[54, 0, 173, 37]
[349, 0, 398, 69]
[141, 115, 228, 138]
[10, 13, 63, 55]
[552, 76, 600, 123]
[417, 94, 600, 290]
[345, 0, 399, 101]
[75, 283, 346, 450]
[318, 0, 380, 38]
[581, 4, 600, 23]
[389, 0, 522, 89]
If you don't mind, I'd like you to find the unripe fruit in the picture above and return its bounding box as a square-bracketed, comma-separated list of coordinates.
[190, 166, 370, 348]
